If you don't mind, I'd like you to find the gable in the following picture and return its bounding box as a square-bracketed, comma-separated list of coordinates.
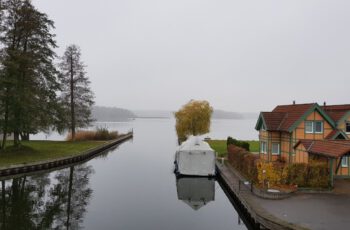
[255, 113, 266, 131]
[256, 103, 338, 133]
[326, 130, 349, 140]
[288, 104, 336, 132]
[335, 133, 347, 140]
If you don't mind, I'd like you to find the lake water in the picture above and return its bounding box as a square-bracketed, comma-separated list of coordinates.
[1, 119, 257, 229]
[31, 118, 258, 141]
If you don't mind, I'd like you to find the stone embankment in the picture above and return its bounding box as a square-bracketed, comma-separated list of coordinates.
[0, 132, 133, 178]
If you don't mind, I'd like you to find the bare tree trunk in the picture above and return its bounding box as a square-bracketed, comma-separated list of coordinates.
[70, 55, 75, 141]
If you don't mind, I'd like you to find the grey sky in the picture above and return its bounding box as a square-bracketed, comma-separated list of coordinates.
[32, 0, 350, 112]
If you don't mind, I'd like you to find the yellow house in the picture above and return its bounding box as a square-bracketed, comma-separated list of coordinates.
[255, 102, 350, 183]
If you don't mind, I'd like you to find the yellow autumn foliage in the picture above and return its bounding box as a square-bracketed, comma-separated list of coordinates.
[175, 100, 213, 140]
[256, 160, 285, 187]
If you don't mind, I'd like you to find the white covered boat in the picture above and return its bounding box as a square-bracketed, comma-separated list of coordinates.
[174, 136, 216, 177]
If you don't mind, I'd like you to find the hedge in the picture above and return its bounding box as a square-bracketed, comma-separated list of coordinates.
[227, 144, 330, 188]
[256, 160, 329, 188]
[227, 144, 259, 181]
[227, 137, 250, 151]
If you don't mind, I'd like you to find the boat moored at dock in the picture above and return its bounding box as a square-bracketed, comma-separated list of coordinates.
[174, 136, 216, 177]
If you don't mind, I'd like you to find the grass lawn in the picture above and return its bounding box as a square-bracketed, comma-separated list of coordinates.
[0, 140, 107, 168]
[207, 140, 259, 157]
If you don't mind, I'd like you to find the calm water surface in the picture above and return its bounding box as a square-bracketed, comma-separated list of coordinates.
[1, 119, 256, 229]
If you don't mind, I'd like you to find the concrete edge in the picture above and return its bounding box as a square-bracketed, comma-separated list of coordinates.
[0, 133, 133, 178]
[216, 162, 309, 230]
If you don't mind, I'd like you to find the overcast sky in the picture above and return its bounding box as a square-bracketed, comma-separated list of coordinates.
[32, 0, 350, 112]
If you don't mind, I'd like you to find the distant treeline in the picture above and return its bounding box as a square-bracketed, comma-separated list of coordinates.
[92, 106, 136, 122]
[212, 110, 243, 119]
[92, 107, 257, 122]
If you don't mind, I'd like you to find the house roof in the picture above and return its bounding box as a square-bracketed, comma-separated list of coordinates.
[322, 104, 350, 123]
[272, 103, 315, 131]
[325, 129, 348, 140]
[256, 103, 338, 132]
[294, 140, 350, 158]
[260, 112, 286, 131]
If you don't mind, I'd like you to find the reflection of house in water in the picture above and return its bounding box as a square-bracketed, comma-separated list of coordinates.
[176, 177, 215, 210]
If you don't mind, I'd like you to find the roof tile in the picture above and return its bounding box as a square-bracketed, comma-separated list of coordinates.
[322, 105, 350, 122]
[295, 140, 350, 158]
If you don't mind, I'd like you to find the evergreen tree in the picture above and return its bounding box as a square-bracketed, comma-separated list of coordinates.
[59, 45, 94, 141]
[0, 0, 61, 147]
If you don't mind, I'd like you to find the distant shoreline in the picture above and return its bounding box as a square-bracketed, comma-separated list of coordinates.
[93, 117, 258, 122]
[136, 116, 170, 119]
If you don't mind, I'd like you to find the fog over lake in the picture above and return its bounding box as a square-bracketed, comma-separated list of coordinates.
[32, 118, 258, 141]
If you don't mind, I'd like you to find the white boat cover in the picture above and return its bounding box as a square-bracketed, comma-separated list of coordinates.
[175, 136, 216, 176]
[176, 177, 215, 210]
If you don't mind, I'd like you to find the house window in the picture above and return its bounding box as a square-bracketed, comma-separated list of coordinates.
[342, 157, 348, 167]
[261, 141, 267, 154]
[305, 121, 313, 133]
[346, 122, 350, 133]
[271, 143, 280, 155]
[305, 121, 323, 134]
[314, 121, 323, 133]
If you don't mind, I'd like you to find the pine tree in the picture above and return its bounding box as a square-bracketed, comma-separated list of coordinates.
[59, 45, 94, 141]
[0, 0, 61, 147]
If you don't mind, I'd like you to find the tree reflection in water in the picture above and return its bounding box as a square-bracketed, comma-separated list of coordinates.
[0, 164, 94, 230]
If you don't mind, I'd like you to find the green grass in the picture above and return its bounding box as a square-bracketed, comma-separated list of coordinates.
[207, 139, 259, 157]
[0, 140, 107, 168]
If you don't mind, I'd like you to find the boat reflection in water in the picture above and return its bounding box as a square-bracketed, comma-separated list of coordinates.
[176, 177, 215, 210]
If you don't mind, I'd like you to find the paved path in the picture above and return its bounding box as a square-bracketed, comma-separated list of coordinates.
[258, 193, 350, 230]
[257, 180, 350, 230]
[217, 162, 305, 230]
[222, 163, 350, 230]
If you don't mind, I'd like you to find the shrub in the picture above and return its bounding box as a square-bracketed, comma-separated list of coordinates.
[227, 144, 258, 181]
[256, 160, 286, 187]
[227, 136, 250, 151]
[66, 128, 119, 141]
[94, 128, 119, 140]
[286, 163, 308, 187]
[305, 161, 329, 188]
[227, 142, 330, 188]
[255, 161, 329, 188]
